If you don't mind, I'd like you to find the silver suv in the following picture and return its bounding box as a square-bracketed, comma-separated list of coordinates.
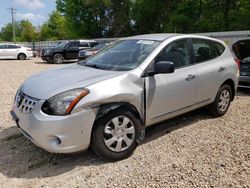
[11, 34, 239, 161]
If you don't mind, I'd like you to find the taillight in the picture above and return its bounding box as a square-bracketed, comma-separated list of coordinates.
[234, 58, 240, 69]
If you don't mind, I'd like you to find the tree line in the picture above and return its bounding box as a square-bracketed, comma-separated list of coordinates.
[1, 0, 250, 42]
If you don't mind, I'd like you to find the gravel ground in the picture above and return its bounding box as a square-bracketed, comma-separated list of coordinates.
[0, 58, 249, 188]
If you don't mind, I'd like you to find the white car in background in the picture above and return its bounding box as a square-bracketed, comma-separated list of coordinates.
[0, 44, 33, 60]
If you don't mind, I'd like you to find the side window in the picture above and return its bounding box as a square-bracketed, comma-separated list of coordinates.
[192, 39, 217, 63]
[156, 39, 191, 68]
[7, 45, 18, 49]
[80, 42, 89, 47]
[213, 41, 225, 55]
[68, 42, 79, 48]
[0, 45, 7, 49]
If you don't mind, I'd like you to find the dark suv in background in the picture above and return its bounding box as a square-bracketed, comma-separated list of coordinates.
[41, 40, 98, 64]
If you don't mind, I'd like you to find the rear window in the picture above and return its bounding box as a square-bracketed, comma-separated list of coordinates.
[232, 39, 250, 60]
[213, 41, 225, 55]
[191, 39, 218, 63]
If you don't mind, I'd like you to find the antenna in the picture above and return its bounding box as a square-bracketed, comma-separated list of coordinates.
[7, 7, 17, 43]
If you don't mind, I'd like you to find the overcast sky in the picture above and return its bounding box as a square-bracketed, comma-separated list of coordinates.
[0, 0, 56, 29]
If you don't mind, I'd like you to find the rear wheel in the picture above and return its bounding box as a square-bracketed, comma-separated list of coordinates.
[91, 108, 141, 161]
[53, 54, 64, 64]
[208, 84, 232, 117]
[18, 53, 26, 60]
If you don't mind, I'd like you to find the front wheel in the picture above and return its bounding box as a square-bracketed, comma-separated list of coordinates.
[53, 54, 64, 64]
[208, 84, 232, 117]
[91, 108, 142, 161]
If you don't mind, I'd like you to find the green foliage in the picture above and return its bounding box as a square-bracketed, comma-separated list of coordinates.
[1, 0, 250, 41]
[0, 21, 36, 42]
[0, 23, 15, 41]
[20, 20, 36, 42]
[39, 11, 68, 40]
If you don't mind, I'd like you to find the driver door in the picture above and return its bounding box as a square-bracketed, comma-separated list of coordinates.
[145, 39, 197, 125]
[65, 41, 80, 59]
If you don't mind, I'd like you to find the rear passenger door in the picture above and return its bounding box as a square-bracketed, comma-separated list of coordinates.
[191, 38, 224, 103]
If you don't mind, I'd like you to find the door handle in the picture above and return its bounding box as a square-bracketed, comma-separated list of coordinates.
[218, 66, 225, 72]
[185, 74, 196, 81]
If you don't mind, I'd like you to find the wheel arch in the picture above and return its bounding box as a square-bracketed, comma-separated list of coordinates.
[220, 79, 235, 101]
[95, 102, 144, 125]
[91, 102, 145, 144]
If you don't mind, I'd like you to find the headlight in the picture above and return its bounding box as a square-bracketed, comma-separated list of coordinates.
[42, 88, 89, 115]
[44, 49, 52, 55]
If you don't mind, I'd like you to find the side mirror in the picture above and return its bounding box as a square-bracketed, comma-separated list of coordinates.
[155, 61, 175, 74]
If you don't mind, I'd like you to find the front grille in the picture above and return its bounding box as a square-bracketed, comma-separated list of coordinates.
[41, 49, 45, 56]
[15, 91, 39, 114]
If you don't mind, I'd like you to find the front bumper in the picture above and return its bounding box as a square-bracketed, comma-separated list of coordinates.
[11, 99, 97, 153]
[41, 55, 53, 62]
[26, 51, 33, 58]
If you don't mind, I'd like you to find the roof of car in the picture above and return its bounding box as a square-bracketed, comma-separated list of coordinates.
[0, 43, 20, 45]
[124, 33, 182, 41]
[79, 39, 97, 43]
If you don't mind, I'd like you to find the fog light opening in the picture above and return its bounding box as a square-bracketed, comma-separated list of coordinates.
[55, 137, 62, 145]
[50, 136, 62, 145]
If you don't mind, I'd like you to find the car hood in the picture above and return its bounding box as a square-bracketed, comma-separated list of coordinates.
[20, 64, 125, 99]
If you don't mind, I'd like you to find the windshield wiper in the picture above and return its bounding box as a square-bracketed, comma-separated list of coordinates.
[78, 61, 101, 69]
[86, 64, 101, 69]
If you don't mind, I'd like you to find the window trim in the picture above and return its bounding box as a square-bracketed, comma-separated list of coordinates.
[190, 38, 221, 64]
[142, 38, 194, 77]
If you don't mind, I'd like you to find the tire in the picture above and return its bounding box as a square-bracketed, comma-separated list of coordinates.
[91, 108, 142, 161]
[18, 53, 26, 60]
[53, 54, 64, 64]
[208, 84, 232, 117]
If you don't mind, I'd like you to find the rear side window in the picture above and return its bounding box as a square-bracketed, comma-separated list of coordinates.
[7, 45, 20, 49]
[68, 42, 79, 48]
[192, 39, 218, 63]
[213, 41, 225, 55]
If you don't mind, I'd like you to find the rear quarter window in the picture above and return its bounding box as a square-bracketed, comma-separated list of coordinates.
[213, 41, 225, 55]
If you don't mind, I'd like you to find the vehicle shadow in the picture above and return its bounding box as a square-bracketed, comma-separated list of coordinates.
[236, 87, 250, 96]
[0, 108, 211, 179]
[34, 60, 78, 65]
[0, 59, 31, 61]
[143, 108, 211, 144]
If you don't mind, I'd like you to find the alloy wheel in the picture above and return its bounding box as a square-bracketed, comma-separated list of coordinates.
[218, 89, 230, 112]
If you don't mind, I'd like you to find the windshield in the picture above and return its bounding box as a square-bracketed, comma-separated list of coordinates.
[79, 39, 160, 71]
